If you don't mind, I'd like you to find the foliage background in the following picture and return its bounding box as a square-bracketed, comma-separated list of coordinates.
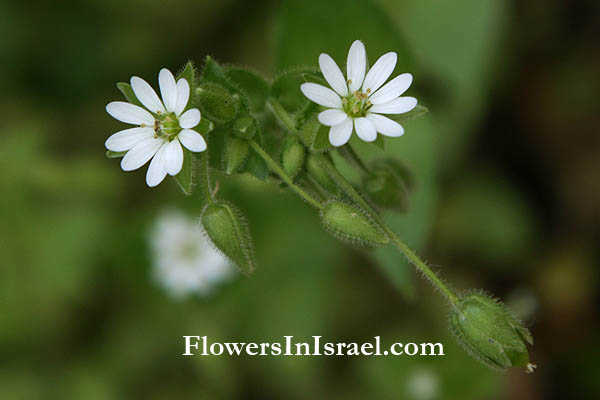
[1, 0, 599, 398]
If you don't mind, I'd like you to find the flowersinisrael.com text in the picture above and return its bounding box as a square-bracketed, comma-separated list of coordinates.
[183, 336, 444, 357]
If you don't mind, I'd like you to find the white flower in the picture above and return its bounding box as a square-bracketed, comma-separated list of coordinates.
[105, 68, 207, 187]
[149, 209, 233, 299]
[300, 40, 417, 147]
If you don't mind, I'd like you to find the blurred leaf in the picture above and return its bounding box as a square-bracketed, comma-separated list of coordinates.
[105, 150, 125, 159]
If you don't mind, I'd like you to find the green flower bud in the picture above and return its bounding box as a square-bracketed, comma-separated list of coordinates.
[196, 82, 240, 123]
[232, 116, 257, 140]
[320, 201, 389, 246]
[306, 153, 337, 194]
[450, 292, 535, 372]
[225, 137, 250, 175]
[201, 202, 255, 275]
[363, 165, 409, 212]
[280, 136, 306, 180]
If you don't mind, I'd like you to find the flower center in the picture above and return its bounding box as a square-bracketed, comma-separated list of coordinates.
[342, 90, 372, 118]
[153, 112, 181, 141]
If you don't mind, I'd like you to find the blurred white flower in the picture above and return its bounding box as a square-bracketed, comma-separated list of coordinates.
[105, 68, 207, 187]
[405, 368, 439, 400]
[149, 209, 233, 299]
[300, 40, 417, 147]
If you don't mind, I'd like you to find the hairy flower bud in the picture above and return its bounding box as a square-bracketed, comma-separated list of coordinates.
[225, 137, 250, 175]
[196, 82, 239, 123]
[320, 201, 389, 246]
[450, 292, 535, 372]
[201, 202, 255, 275]
[280, 136, 306, 180]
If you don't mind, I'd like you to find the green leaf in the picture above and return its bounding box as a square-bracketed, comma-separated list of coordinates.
[105, 150, 126, 159]
[225, 68, 270, 113]
[387, 105, 429, 123]
[173, 149, 195, 195]
[271, 66, 320, 113]
[116, 82, 143, 107]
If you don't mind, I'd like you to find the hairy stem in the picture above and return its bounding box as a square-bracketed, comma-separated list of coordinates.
[267, 97, 459, 306]
[197, 151, 215, 205]
[248, 140, 324, 210]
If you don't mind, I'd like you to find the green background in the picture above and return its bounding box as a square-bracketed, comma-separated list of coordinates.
[1, 0, 599, 398]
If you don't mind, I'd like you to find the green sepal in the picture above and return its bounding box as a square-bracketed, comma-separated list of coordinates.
[201, 202, 255, 275]
[174, 148, 196, 195]
[176, 61, 198, 111]
[280, 136, 306, 180]
[106, 150, 126, 159]
[225, 137, 250, 175]
[233, 115, 257, 140]
[245, 152, 269, 181]
[225, 68, 269, 113]
[387, 105, 429, 123]
[320, 201, 389, 247]
[116, 82, 143, 108]
[195, 118, 215, 136]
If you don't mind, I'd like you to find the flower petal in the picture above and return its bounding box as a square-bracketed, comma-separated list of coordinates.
[146, 143, 169, 187]
[354, 117, 377, 142]
[106, 101, 154, 125]
[178, 129, 207, 152]
[105, 127, 154, 152]
[347, 40, 366, 92]
[319, 53, 348, 96]
[362, 52, 397, 94]
[159, 68, 178, 112]
[130, 76, 165, 113]
[120, 137, 164, 171]
[328, 117, 353, 147]
[174, 79, 190, 116]
[179, 108, 201, 129]
[369, 73, 413, 105]
[300, 83, 342, 108]
[366, 113, 404, 137]
[318, 109, 348, 126]
[369, 97, 417, 114]
[164, 139, 184, 176]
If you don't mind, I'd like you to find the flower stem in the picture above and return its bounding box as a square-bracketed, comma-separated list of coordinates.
[248, 140, 324, 210]
[267, 97, 459, 306]
[197, 151, 215, 205]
